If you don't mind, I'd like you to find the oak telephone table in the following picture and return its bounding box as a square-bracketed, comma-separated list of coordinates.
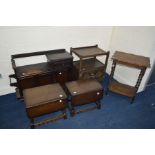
[108, 51, 150, 103]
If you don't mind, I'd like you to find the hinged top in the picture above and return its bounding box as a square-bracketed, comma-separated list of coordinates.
[46, 52, 73, 62]
[66, 79, 103, 96]
[71, 46, 107, 58]
[23, 83, 67, 108]
[112, 51, 150, 69]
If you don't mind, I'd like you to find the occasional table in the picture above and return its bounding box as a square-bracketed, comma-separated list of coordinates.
[70, 45, 109, 81]
[108, 51, 150, 103]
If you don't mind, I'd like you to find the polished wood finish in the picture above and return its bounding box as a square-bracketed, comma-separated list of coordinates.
[70, 45, 109, 81]
[112, 51, 150, 69]
[66, 79, 104, 116]
[10, 49, 73, 98]
[73, 58, 105, 80]
[108, 51, 150, 103]
[108, 82, 137, 97]
[23, 83, 68, 128]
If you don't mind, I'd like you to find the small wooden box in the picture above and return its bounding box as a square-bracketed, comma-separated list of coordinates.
[65, 79, 104, 116]
[23, 83, 68, 128]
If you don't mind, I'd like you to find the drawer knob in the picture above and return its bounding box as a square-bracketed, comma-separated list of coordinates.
[59, 94, 63, 97]
[59, 72, 62, 75]
[59, 100, 62, 103]
[97, 92, 100, 95]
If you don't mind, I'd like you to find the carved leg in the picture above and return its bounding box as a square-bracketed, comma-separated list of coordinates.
[62, 109, 67, 119]
[131, 68, 146, 103]
[30, 118, 35, 129]
[135, 68, 146, 90]
[96, 101, 101, 109]
[107, 61, 117, 94]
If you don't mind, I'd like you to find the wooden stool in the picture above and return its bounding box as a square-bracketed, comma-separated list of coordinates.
[65, 79, 104, 116]
[23, 83, 68, 128]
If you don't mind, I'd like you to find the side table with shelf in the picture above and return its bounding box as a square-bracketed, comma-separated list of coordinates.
[107, 51, 150, 103]
[70, 45, 110, 81]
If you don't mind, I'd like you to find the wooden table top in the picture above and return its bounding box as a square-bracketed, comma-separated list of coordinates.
[72, 46, 107, 58]
[46, 52, 73, 62]
[112, 51, 150, 68]
[66, 79, 103, 96]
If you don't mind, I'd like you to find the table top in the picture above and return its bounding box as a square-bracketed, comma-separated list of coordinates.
[23, 83, 67, 108]
[71, 46, 107, 58]
[66, 79, 103, 96]
[46, 52, 73, 62]
[112, 51, 150, 68]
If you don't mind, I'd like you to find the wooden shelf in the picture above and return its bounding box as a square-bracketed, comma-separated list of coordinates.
[108, 81, 137, 97]
[73, 58, 105, 72]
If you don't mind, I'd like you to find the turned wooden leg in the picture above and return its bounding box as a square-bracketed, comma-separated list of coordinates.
[30, 118, 35, 129]
[135, 68, 146, 90]
[107, 61, 117, 94]
[96, 101, 101, 109]
[131, 68, 146, 104]
[62, 109, 67, 119]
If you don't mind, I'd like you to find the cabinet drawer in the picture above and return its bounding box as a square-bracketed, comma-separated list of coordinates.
[19, 74, 53, 89]
[26, 99, 67, 118]
[54, 70, 73, 84]
[19, 77, 37, 89]
[72, 89, 103, 106]
[50, 60, 73, 70]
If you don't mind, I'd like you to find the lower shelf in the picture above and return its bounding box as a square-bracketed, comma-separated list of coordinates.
[108, 81, 137, 97]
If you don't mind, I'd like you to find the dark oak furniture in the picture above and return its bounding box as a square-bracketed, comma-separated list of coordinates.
[9, 49, 73, 99]
[23, 83, 68, 128]
[108, 51, 150, 103]
[65, 79, 104, 116]
[70, 45, 109, 81]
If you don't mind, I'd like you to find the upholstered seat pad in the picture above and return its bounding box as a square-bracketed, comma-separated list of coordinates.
[23, 84, 67, 108]
[66, 79, 103, 96]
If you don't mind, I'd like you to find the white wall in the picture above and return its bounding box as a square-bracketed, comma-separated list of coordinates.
[0, 26, 113, 95]
[1, 26, 155, 96]
[109, 26, 155, 92]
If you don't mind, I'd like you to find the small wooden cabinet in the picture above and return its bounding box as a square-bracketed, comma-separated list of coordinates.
[108, 51, 150, 103]
[70, 45, 110, 81]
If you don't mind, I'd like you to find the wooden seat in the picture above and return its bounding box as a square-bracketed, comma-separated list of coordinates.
[65, 79, 104, 116]
[23, 83, 68, 128]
